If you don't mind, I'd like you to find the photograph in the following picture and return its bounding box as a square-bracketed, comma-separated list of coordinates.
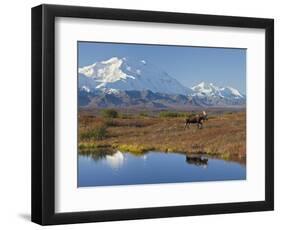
[77, 42, 246, 187]
[30, 4, 274, 225]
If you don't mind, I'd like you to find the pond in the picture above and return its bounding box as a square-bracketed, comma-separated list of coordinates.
[78, 151, 246, 187]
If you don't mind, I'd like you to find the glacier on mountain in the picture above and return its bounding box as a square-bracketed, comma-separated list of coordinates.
[78, 57, 192, 95]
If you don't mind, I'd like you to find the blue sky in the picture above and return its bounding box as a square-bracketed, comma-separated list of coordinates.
[78, 42, 246, 93]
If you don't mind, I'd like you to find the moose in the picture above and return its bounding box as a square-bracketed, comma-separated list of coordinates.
[184, 111, 208, 129]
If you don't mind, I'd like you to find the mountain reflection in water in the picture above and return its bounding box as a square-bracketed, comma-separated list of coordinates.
[105, 151, 125, 169]
[78, 150, 246, 187]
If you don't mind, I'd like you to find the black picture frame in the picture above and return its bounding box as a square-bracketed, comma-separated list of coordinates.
[31, 4, 274, 225]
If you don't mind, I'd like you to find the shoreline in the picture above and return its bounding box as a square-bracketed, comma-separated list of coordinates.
[78, 144, 246, 165]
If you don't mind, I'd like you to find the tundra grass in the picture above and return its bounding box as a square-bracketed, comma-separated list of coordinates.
[78, 111, 246, 164]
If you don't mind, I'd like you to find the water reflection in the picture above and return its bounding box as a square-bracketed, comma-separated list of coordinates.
[78, 150, 246, 187]
[186, 155, 208, 168]
[79, 148, 114, 161]
[105, 151, 125, 169]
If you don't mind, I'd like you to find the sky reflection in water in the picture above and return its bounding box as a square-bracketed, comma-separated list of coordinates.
[78, 151, 246, 187]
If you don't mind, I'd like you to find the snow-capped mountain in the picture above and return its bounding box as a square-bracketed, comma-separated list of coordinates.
[78, 57, 192, 95]
[78, 57, 245, 108]
[190, 82, 245, 106]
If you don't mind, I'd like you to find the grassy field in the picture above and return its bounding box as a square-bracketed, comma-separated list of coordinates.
[78, 110, 246, 164]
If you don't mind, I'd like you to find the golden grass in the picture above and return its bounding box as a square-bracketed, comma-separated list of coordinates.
[78, 111, 246, 164]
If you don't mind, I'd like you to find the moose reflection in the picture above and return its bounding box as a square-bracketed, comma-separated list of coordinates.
[186, 155, 208, 167]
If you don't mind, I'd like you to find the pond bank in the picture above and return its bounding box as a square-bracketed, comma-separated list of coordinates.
[78, 144, 246, 165]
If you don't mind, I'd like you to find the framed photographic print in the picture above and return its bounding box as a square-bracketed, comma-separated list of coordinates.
[31, 4, 274, 225]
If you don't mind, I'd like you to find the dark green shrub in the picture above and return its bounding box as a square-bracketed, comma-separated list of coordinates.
[100, 109, 118, 118]
[139, 111, 149, 117]
[80, 126, 108, 141]
[159, 111, 187, 118]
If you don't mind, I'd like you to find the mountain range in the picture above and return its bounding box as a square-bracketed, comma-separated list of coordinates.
[78, 57, 246, 109]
